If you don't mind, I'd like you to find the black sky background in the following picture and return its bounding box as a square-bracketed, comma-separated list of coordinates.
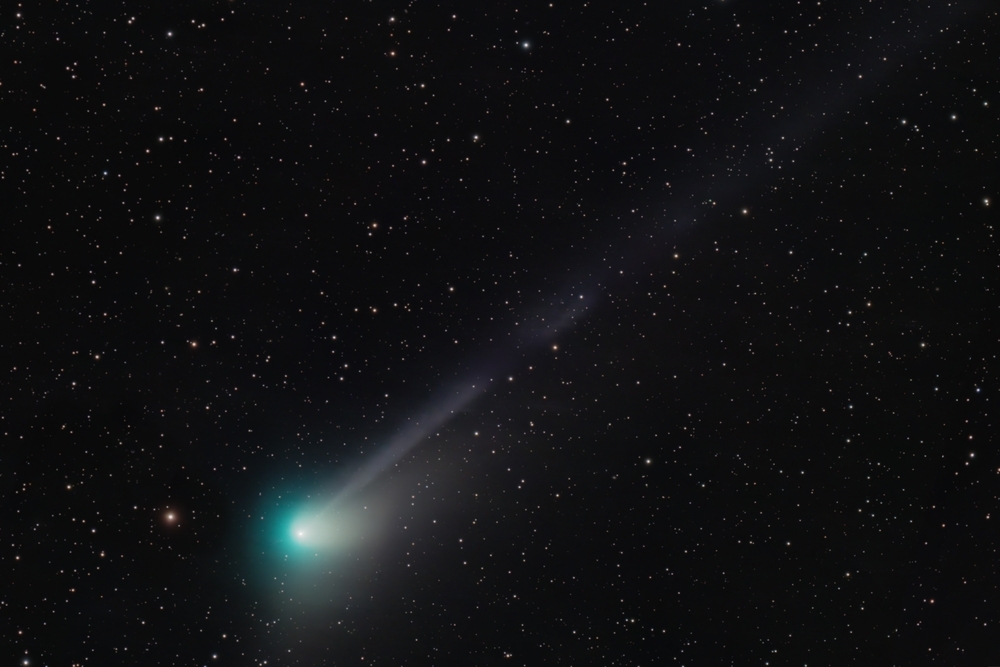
[3, 0, 999, 665]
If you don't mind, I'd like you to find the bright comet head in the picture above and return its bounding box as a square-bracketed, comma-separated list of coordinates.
[284, 497, 388, 555]
[288, 513, 336, 549]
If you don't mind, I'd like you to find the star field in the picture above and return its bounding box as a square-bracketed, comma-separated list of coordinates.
[3, 1, 999, 665]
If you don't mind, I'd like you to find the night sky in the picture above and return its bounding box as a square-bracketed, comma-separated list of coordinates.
[4, 1, 999, 665]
